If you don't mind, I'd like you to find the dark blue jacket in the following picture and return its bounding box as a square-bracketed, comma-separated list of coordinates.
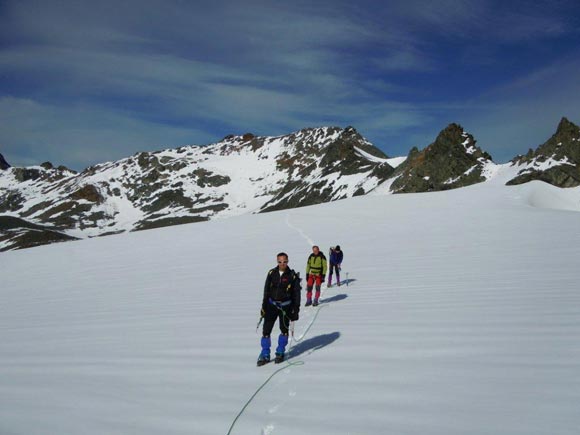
[330, 249, 343, 265]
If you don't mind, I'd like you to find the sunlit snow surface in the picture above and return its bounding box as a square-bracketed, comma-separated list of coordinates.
[0, 128, 392, 239]
[1, 181, 580, 434]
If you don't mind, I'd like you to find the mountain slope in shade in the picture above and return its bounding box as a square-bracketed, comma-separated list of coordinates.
[507, 117, 580, 188]
[0, 153, 10, 170]
[0, 127, 394, 250]
[0, 216, 78, 252]
[390, 123, 495, 193]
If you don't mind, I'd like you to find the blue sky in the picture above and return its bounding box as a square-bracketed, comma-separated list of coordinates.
[1, 0, 579, 170]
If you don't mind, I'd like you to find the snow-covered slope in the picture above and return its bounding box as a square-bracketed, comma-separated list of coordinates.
[1, 181, 579, 435]
[4, 118, 580, 253]
[0, 127, 395, 250]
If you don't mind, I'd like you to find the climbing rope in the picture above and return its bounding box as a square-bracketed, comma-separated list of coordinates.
[269, 296, 328, 346]
[289, 304, 327, 345]
[226, 302, 326, 435]
[225, 360, 305, 435]
[227, 214, 330, 434]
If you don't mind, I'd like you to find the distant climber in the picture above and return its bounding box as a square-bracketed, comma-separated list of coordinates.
[258, 252, 301, 366]
[305, 245, 327, 307]
[328, 245, 344, 287]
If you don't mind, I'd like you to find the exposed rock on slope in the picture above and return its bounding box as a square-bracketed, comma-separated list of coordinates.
[0, 153, 10, 170]
[507, 117, 580, 188]
[0, 216, 77, 252]
[0, 127, 394, 250]
[390, 123, 494, 193]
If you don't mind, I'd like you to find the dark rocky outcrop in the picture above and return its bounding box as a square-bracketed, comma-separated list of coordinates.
[507, 117, 580, 187]
[13, 167, 43, 182]
[0, 191, 25, 213]
[0, 153, 10, 170]
[193, 169, 231, 188]
[390, 123, 493, 193]
[134, 215, 209, 231]
[319, 127, 389, 176]
[70, 184, 104, 204]
[0, 216, 78, 252]
[142, 189, 196, 214]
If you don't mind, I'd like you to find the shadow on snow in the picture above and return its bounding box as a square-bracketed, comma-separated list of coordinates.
[288, 331, 340, 359]
[320, 293, 348, 305]
[339, 278, 357, 286]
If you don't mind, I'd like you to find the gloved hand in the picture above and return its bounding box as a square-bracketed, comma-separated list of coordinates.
[260, 307, 266, 318]
[289, 310, 299, 321]
[322, 274, 326, 281]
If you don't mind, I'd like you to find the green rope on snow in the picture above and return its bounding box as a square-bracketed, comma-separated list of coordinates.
[225, 360, 305, 435]
[226, 303, 327, 434]
[290, 304, 327, 345]
[229, 223, 332, 435]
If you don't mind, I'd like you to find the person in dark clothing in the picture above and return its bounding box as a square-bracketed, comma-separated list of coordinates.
[328, 245, 344, 287]
[258, 252, 301, 366]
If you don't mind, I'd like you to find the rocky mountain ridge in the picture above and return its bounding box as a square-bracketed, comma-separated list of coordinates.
[0, 126, 396, 251]
[1, 118, 578, 252]
[507, 117, 580, 187]
[0, 153, 10, 171]
[390, 123, 494, 193]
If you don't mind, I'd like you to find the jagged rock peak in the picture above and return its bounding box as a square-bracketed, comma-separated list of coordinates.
[437, 122, 466, 138]
[214, 126, 369, 156]
[556, 117, 578, 135]
[0, 152, 10, 170]
[220, 127, 342, 145]
[432, 123, 475, 149]
[389, 123, 493, 194]
[507, 117, 580, 188]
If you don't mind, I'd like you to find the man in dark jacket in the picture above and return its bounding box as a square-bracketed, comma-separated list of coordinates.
[328, 245, 344, 287]
[258, 252, 301, 366]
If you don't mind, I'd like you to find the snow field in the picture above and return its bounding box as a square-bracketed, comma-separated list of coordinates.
[1, 181, 580, 434]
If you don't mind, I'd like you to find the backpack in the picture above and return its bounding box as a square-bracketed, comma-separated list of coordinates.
[294, 271, 302, 290]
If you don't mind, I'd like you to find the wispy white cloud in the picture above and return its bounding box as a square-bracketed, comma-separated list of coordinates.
[0, 97, 213, 169]
[1, 0, 579, 167]
[458, 58, 580, 161]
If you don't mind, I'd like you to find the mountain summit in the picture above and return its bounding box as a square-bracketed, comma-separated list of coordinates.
[0, 126, 394, 250]
[390, 123, 494, 193]
[2, 119, 579, 252]
[507, 117, 580, 188]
